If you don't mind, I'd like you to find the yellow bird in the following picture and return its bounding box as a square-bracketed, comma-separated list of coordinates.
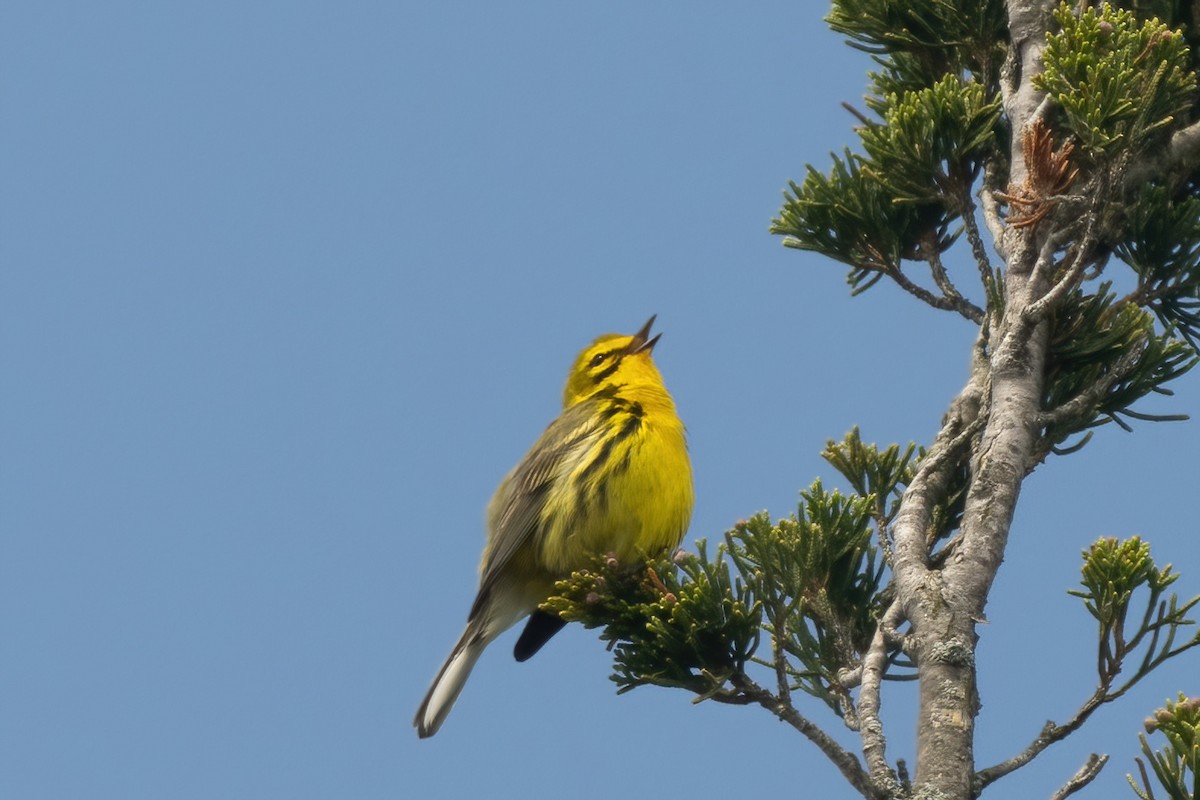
[414, 315, 693, 738]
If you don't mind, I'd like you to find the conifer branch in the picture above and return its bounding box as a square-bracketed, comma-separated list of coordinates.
[767, 3, 1200, 797]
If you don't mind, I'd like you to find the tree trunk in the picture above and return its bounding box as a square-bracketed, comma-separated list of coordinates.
[897, 4, 1057, 797]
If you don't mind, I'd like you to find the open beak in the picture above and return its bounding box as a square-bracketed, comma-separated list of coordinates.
[629, 314, 662, 354]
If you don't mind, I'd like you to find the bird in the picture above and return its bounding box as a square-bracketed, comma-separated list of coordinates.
[414, 315, 693, 738]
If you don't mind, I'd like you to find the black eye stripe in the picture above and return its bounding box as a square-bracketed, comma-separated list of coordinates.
[589, 348, 621, 369]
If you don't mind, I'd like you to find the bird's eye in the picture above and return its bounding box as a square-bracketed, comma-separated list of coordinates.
[589, 352, 607, 367]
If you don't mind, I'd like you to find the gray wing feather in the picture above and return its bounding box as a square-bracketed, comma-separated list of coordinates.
[474, 400, 605, 601]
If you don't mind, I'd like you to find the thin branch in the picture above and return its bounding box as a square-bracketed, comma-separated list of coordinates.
[873, 494, 895, 568]
[892, 366, 986, 583]
[1118, 266, 1193, 308]
[915, 415, 987, 489]
[880, 601, 909, 654]
[1025, 195, 1107, 323]
[999, 228, 1068, 353]
[959, 189, 998, 296]
[927, 245, 962, 304]
[772, 602, 792, 704]
[1108, 631, 1200, 704]
[981, 186, 1008, 258]
[1036, 345, 1146, 427]
[886, 263, 985, 322]
[858, 601, 904, 792]
[1029, 94, 1055, 129]
[1025, 234, 1079, 318]
[1050, 753, 1110, 800]
[727, 673, 886, 800]
[922, 235, 986, 323]
[976, 685, 1110, 789]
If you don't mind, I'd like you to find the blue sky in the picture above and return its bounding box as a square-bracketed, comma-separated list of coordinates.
[4, 3, 1198, 798]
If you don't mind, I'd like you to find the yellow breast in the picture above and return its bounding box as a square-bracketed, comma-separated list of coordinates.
[537, 383, 693, 573]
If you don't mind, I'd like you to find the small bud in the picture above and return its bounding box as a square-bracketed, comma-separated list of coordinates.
[662, 592, 677, 606]
[1098, 20, 1113, 34]
[672, 548, 689, 565]
[585, 591, 602, 606]
[604, 552, 619, 569]
[1145, 716, 1160, 733]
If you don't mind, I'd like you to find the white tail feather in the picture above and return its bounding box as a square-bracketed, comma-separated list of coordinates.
[415, 588, 533, 737]
[414, 627, 486, 738]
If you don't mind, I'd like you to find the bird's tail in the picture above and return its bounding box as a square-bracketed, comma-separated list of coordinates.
[413, 623, 487, 738]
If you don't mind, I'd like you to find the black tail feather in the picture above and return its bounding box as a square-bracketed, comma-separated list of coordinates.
[513, 611, 567, 662]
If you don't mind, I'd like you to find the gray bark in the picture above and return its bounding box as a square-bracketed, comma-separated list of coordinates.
[888, 3, 1059, 797]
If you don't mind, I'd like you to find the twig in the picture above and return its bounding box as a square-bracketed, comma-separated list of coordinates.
[1025, 155, 1125, 328]
[1025, 228, 1099, 322]
[959, 189, 998, 296]
[976, 687, 1108, 788]
[1119, 266, 1193, 309]
[772, 602, 792, 704]
[922, 235, 986, 324]
[1050, 753, 1110, 800]
[1025, 230, 1074, 312]
[728, 673, 886, 800]
[873, 493, 894, 568]
[886, 263, 985, 322]
[1108, 622, 1200, 704]
[1049, 431, 1093, 457]
[1036, 345, 1146, 428]
[998, 228, 1070, 355]
[927, 249, 961, 304]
